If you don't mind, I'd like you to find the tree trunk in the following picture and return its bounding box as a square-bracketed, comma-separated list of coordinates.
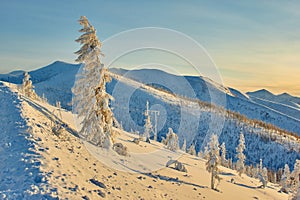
[211, 171, 214, 189]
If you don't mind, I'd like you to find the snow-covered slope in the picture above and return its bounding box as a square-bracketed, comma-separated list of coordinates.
[1, 61, 300, 170]
[248, 96, 300, 121]
[0, 82, 53, 199]
[1, 61, 299, 134]
[0, 61, 80, 110]
[110, 68, 300, 135]
[0, 82, 290, 199]
[108, 71, 300, 170]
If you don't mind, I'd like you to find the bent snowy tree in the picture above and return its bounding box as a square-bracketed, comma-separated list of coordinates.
[72, 16, 116, 148]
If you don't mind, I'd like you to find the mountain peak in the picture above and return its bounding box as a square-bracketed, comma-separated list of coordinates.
[277, 92, 292, 98]
[246, 89, 274, 97]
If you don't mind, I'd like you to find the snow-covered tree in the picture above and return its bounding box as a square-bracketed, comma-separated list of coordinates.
[290, 160, 300, 197]
[258, 167, 268, 188]
[72, 16, 116, 148]
[236, 133, 246, 176]
[181, 139, 187, 152]
[188, 143, 196, 156]
[259, 159, 263, 172]
[22, 72, 38, 99]
[228, 158, 233, 169]
[204, 146, 210, 159]
[143, 101, 152, 141]
[165, 128, 179, 151]
[256, 159, 267, 188]
[252, 164, 259, 178]
[206, 134, 221, 190]
[280, 164, 290, 193]
[220, 142, 227, 167]
[290, 181, 300, 200]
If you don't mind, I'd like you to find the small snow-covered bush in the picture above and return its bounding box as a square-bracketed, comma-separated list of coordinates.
[175, 161, 187, 172]
[113, 143, 128, 156]
[166, 160, 187, 173]
[165, 128, 179, 151]
[188, 143, 196, 156]
[132, 138, 141, 145]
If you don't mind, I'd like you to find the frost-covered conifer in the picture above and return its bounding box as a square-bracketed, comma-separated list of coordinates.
[206, 134, 221, 190]
[22, 72, 38, 99]
[236, 133, 246, 176]
[258, 167, 268, 188]
[256, 160, 267, 188]
[280, 164, 290, 193]
[188, 143, 196, 156]
[72, 16, 116, 148]
[228, 158, 233, 169]
[165, 128, 179, 151]
[181, 139, 187, 152]
[220, 142, 227, 167]
[290, 160, 300, 197]
[259, 159, 263, 172]
[203, 146, 209, 159]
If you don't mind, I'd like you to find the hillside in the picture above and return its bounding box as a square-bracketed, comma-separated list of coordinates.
[1, 61, 300, 171]
[1, 61, 299, 134]
[0, 81, 289, 199]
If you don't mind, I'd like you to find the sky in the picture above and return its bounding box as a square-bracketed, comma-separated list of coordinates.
[0, 0, 299, 96]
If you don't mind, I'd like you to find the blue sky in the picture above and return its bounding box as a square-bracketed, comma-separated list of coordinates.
[0, 0, 299, 95]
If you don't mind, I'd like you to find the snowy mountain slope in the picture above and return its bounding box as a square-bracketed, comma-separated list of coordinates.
[111, 68, 300, 134]
[247, 89, 300, 109]
[0, 70, 25, 84]
[0, 61, 80, 110]
[1, 61, 299, 134]
[0, 82, 53, 199]
[1, 61, 300, 170]
[249, 96, 300, 121]
[108, 72, 300, 170]
[1, 83, 289, 199]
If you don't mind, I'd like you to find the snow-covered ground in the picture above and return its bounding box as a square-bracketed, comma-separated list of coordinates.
[0, 81, 290, 199]
[0, 82, 53, 199]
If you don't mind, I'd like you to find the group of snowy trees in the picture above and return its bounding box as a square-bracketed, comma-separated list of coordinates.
[279, 160, 300, 197]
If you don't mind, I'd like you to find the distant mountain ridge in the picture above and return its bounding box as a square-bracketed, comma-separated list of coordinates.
[247, 89, 300, 109]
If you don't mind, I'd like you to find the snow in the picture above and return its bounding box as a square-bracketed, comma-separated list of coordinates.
[0, 82, 53, 199]
[0, 62, 300, 199]
[0, 82, 290, 199]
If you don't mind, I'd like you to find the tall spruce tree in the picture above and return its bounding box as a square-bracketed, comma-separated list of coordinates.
[220, 142, 227, 167]
[72, 16, 116, 148]
[280, 164, 290, 193]
[206, 134, 221, 190]
[236, 133, 246, 176]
